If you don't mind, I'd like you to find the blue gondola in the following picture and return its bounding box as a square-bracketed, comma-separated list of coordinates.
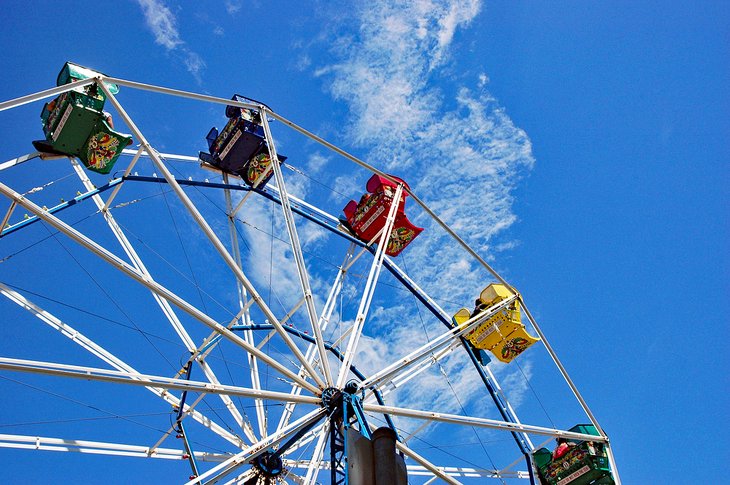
[199, 94, 285, 187]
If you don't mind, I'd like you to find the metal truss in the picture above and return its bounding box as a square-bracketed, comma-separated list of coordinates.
[0, 73, 621, 484]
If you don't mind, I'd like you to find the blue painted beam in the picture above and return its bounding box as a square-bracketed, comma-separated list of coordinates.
[0, 178, 123, 238]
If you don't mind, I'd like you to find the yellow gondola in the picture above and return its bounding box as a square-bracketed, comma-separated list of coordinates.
[452, 284, 539, 363]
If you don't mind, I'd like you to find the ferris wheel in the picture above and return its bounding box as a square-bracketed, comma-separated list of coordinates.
[0, 63, 620, 485]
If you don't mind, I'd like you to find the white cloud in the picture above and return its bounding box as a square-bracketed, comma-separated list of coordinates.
[308, 0, 536, 442]
[315, 0, 534, 294]
[225, 0, 243, 15]
[184, 51, 206, 81]
[135, 0, 206, 81]
[136, 0, 181, 49]
[478, 72, 490, 88]
[307, 152, 329, 174]
[330, 174, 362, 202]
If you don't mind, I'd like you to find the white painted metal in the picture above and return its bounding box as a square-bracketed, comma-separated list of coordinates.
[0, 179, 320, 394]
[222, 172, 267, 440]
[359, 295, 518, 390]
[103, 76, 261, 112]
[373, 338, 463, 398]
[0, 77, 95, 112]
[0, 152, 42, 172]
[0, 72, 618, 481]
[362, 402, 608, 443]
[70, 159, 256, 443]
[0, 201, 16, 231]
[195, 458, 529, 480]
[406, 465, 528, 479]
[302, 421, 330, 485]
[0, 434, 230, 462]
[0, 357, 321, 406]
[0, 283, 245, 448]
[102, 146, 144, 211]
[98, 82, 327, 391]
[260, 110, 333, 386]
[276, 246, 355, 434]
[519, 299, 604, 432]
[121, 147, 199, 162]
[395, 440, 461, 485]
[483, 364, 535, 450]
[185, 407, 327, 485]
[336, 184, 404, 388]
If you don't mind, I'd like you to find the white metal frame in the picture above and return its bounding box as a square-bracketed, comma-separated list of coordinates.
[0, 74, 620, 484]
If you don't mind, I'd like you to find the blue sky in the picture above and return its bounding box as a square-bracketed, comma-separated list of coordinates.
[0, 1, 727, 484]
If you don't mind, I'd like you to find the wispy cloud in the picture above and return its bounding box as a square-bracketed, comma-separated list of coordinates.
[135, 0, 206, 82]
[310, 0, 537, 438]
[316, 0, 534, 291]
[225, 0, 243, 15]
[229, 0, 536, 450]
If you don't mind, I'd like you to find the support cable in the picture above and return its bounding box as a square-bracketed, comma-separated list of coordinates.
[43, 225, 177, 372]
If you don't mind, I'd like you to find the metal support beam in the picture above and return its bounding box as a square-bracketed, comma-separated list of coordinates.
[222, 172, 266, 439]
[0, 283, 245, 448]
[0, 357, 321, 406]
[186, 407, 327, 485]
[261, 109, 333, 386]
[362, 402, 608, 443]
[98, 80, 326, 390]
[0, 178, 320, 394]
[336, 184, 404, 388]
[0, 434, 230, 462]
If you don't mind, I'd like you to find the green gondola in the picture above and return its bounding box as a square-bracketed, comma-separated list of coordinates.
[33, 62, 131, 174]
[533, 425, 614, 485]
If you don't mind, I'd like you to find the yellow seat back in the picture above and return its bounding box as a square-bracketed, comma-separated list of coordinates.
[453, 308, 471, 328]
[479, 284, 514, 307]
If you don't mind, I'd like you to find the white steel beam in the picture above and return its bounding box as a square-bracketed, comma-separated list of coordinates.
[336, 184, 404, 388]
[0, 78, 95, 112]
[362, 402, 608, 443]
[395, 440, 461, 485]
[0, 152, 42, 172]
[519, 299, 620, 482]
[222, 173, 266, 440]
[0, 179, 320, 395]
[98, 81, 326, 390]
[0, 357, 321, 406]
[359, 295, 518, 390]
[281, 459, 528, 480]
[101, 146, 145, 211]
[185, 407, 327, 485]
[0, 434, 230, 462]
[276, 246, 355, 433]
[261, 109, 333, 386]
[70, 159, 255, 443]
[0, 283, 244, 448]
[302, 422, 330, 485]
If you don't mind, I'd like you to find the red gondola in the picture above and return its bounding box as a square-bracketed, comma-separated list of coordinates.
[343, 174, 423, 257]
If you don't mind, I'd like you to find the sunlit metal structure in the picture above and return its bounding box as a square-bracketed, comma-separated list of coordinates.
[0, 65, 619, 484]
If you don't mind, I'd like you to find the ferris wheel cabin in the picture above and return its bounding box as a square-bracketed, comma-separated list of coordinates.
[452, 283, 540, 364]
[342, 174, 423, 257]
[32, 62, 132, 174]
[198, 94, 286, 187]
[532, 424, 614, 485]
